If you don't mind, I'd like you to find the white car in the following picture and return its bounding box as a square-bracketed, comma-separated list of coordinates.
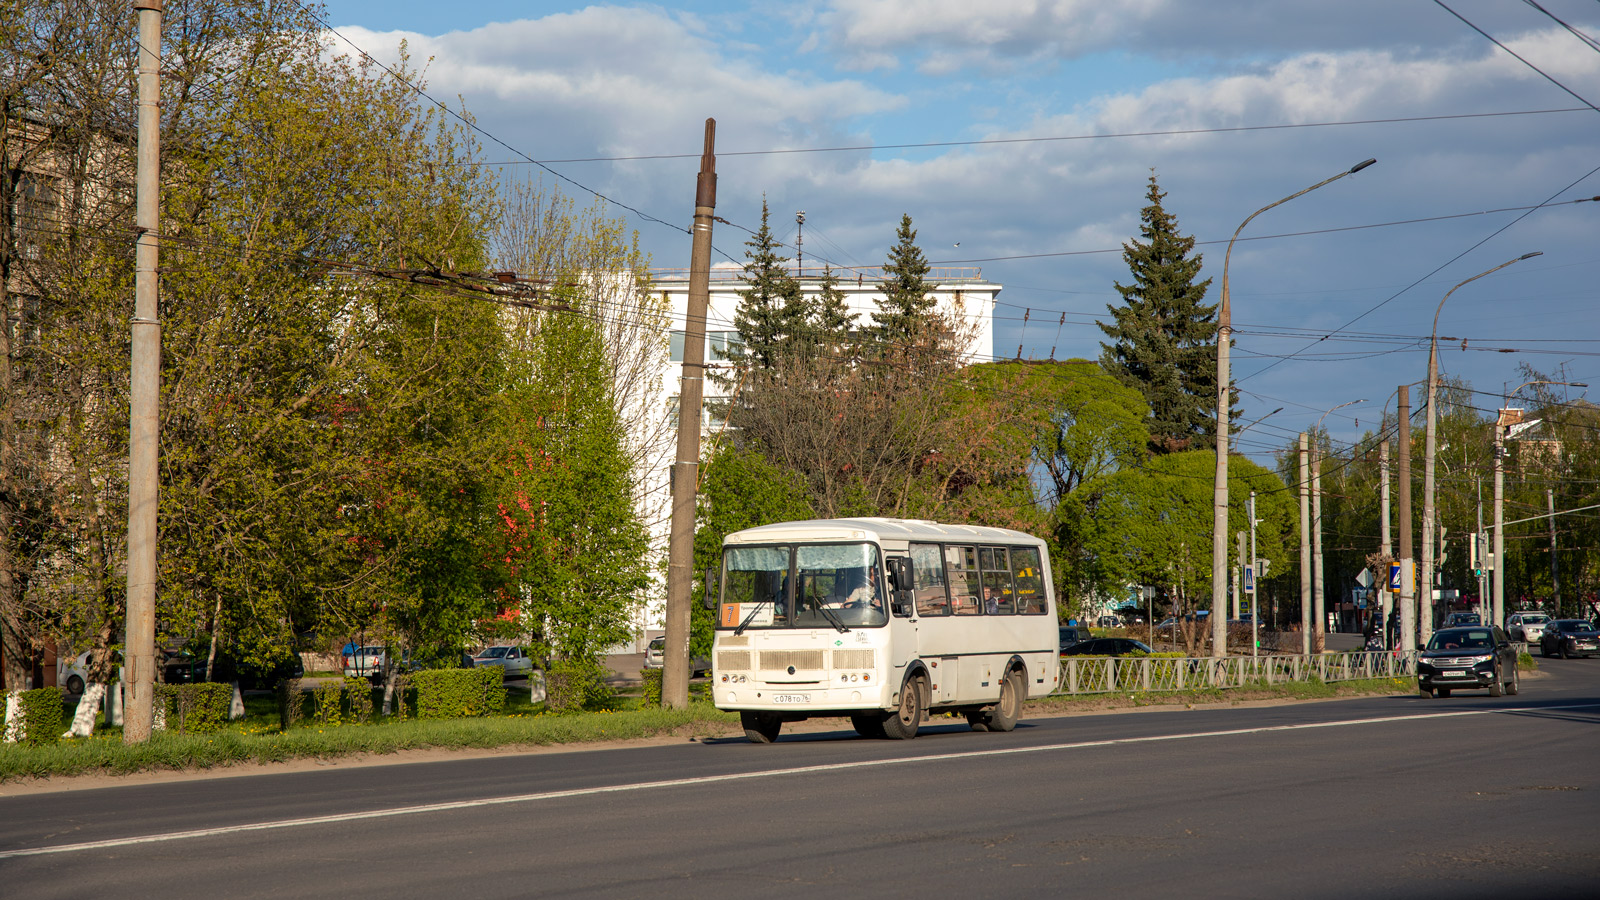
[643, 637, 710, 676]
[470, 645, 534, 678]
[60, 650, 123, 695]
[1507, 612, 1551, 644]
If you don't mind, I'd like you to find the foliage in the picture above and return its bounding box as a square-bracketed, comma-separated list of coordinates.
[544, 657, 611, 713]
[1059, 451, 1294, 618]
[640, 668, 664, 707]
[1098, 173, 1223, 453]
[725, 199, 805, 372]
[343, 677, 374, 724]
[278, 678, 305, 730]
[312, 682, 344, 726]
[154, 683, 231, 735]
[413, 667, 506, 719]
[10, 688, 65, 746]
[872, 214, 935, 345]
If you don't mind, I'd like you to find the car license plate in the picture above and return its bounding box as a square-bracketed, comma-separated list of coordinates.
[773, 693, 810, 704]
[1439, 669, 1469, 678]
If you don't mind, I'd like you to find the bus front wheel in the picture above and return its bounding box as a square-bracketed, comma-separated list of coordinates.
[851, 713, 886, 739]
[741, 711, 782, 743]
[880, 677, 924, 740]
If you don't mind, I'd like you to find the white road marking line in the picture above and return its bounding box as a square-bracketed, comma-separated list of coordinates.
[3, 701, 1594, 860]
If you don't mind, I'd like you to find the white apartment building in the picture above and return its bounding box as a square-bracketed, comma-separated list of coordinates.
[628, 263, 1002, 638]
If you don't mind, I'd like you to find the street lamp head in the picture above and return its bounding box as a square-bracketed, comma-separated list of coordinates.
[1349, 158, 1378, 174]
[1518, 251, 1543, 261]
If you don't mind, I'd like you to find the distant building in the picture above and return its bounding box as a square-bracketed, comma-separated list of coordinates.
[628, 264, 1001, 637]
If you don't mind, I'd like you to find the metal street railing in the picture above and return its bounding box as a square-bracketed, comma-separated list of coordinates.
[1050, 650, 1421, 697]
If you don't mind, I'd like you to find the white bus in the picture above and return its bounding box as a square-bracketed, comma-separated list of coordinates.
[705, 518, 1061, 743]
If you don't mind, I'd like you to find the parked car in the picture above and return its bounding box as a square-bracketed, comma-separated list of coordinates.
[1417, 626, 1519, 698]
[1507, 611, 1551, 644]
[1094, 615, 1123, 629]
[1442, 611, 1482, 627]
[1060, 638, 1153, 657]
[342, 645, 401, 680]
[470, 645, 535, 678]
[60, 649, 124, 695]
[1058, 625, 1092, 653]
[1538, 619, 1600, 659]
[643, 637, 710, 676]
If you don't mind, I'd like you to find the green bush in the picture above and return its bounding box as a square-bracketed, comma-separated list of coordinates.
[312, 681, 343, 725]
[13, 687, 65, 746]
[546, 658, 610, 713]
[640, 668, 663, 707]
[389, 674, 411, 721]
[343, 678, 374, 723]
[413, 667, 505, 719]
[155, 683, 231, 734]
[278, 678, 305, 729]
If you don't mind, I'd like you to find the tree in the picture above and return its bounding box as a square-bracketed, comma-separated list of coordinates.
[872, 213, 934, 347]
[1098, 173, 1221, 453]
[726, 199, 804, 373]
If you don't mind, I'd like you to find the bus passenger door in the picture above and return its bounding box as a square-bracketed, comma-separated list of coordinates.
[886, 553, 919, 692]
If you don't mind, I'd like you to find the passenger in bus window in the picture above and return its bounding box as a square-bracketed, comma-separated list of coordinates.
[833, 567, 881, 610]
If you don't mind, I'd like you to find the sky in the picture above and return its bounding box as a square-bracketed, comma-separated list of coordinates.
[318, 0, 1600, 468]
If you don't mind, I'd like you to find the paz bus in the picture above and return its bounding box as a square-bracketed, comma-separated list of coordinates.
[705, 518, 1061, 743]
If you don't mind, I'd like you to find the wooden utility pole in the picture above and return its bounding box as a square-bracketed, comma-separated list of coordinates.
[662, 119, 716, 709]
[1548, 488, 1560, 616]
[123, 0, 162, 743]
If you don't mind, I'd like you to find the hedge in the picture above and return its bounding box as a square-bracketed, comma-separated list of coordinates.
[155, 683, 232, 734]
[640, 668, 663, 707]
[5, 687, 65, 746]
[413, 667, 505, 719]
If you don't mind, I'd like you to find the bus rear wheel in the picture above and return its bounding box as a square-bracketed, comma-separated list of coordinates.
[741, 711, 782, 743]
[984, 670, 1024, 733]
[880, 677, 924, 740]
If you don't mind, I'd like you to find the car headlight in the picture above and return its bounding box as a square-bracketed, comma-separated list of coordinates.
[1466, 655, 1493, 665]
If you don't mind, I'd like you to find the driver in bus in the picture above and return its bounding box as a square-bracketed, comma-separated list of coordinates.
[832, 567, 882, 611]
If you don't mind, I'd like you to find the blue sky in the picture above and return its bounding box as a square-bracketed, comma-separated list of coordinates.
[318, 0, 1600, 466]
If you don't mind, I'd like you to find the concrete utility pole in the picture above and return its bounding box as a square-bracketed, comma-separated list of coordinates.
[123, 0, 163, 744]
[1380, 440, 1392, 644]
[1234, 531, 1246, 620]
[1212, 158, 1374, 661]
[1249, 491, 1259, 659]
[1398, 386, 1415, 655]
[1548, 488, 1560, 616]
[1312, 449, 1325, 651]
[1298, 433, 1311, 656]
[1493, 418, 1505, 628]
[662, 119, 716, 709]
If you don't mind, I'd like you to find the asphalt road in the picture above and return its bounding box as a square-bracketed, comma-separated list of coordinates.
[4, 660, 1598, 899]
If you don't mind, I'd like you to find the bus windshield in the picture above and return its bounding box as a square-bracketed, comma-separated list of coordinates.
[718, 543, 888, 630]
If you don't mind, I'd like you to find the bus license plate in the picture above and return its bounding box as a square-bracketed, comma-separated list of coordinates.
[773, 694, 810, 704]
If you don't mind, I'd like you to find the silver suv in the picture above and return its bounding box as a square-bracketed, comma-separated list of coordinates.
[643, 637, 709, 676]
[1507, 611, 1550, 644]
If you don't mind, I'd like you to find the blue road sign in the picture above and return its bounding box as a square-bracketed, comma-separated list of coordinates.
[1388, 564, 1401, 591]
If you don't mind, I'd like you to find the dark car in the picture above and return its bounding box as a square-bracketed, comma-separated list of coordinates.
[1417, 626, 1519, 698]
[1442, 611, 1482, 627]
[1538, 619, 1600, 659]
[1060, 638, 1153, 657]
[1058, 625, 1091, 654]
[208, 652, 305, 690]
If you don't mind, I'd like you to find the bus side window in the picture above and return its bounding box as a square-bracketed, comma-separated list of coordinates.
[947, 545, 982, 615]
[910, 543, 949, 616]
[983, 547, 1015, 615]
[1011, 547, 1047, 615]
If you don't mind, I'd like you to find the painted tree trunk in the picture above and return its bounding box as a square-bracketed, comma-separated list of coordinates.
[65, 682, 107, 737]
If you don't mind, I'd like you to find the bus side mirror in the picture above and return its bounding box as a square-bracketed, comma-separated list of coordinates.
[890, 558, 914, 615]
[701, 567, 716, 610]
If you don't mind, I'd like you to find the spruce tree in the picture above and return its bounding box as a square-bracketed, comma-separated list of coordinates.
[809, 264, 857, 354]
[873, 213, 934, 345]
[1098, 174, 1220, 452]
[730, 199, 805, 371]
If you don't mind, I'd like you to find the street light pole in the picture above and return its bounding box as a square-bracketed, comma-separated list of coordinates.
[1212, 158, 1375, 660]
[1422, 251, 1541, 645]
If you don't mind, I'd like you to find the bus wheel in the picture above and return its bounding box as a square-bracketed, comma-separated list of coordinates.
[741, 711, 782, 744]
[880, 677, 924, 740]
[850, 713, 886, 739]
[986, 670, 1024, 733]
[965, 712, 991, 732]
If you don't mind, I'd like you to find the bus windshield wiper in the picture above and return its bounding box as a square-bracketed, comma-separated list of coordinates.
[815, 603, 850, 634]
[734, 598, 771, 636]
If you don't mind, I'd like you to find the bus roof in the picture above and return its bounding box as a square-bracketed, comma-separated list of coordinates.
[723, 517, 1044, 546]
